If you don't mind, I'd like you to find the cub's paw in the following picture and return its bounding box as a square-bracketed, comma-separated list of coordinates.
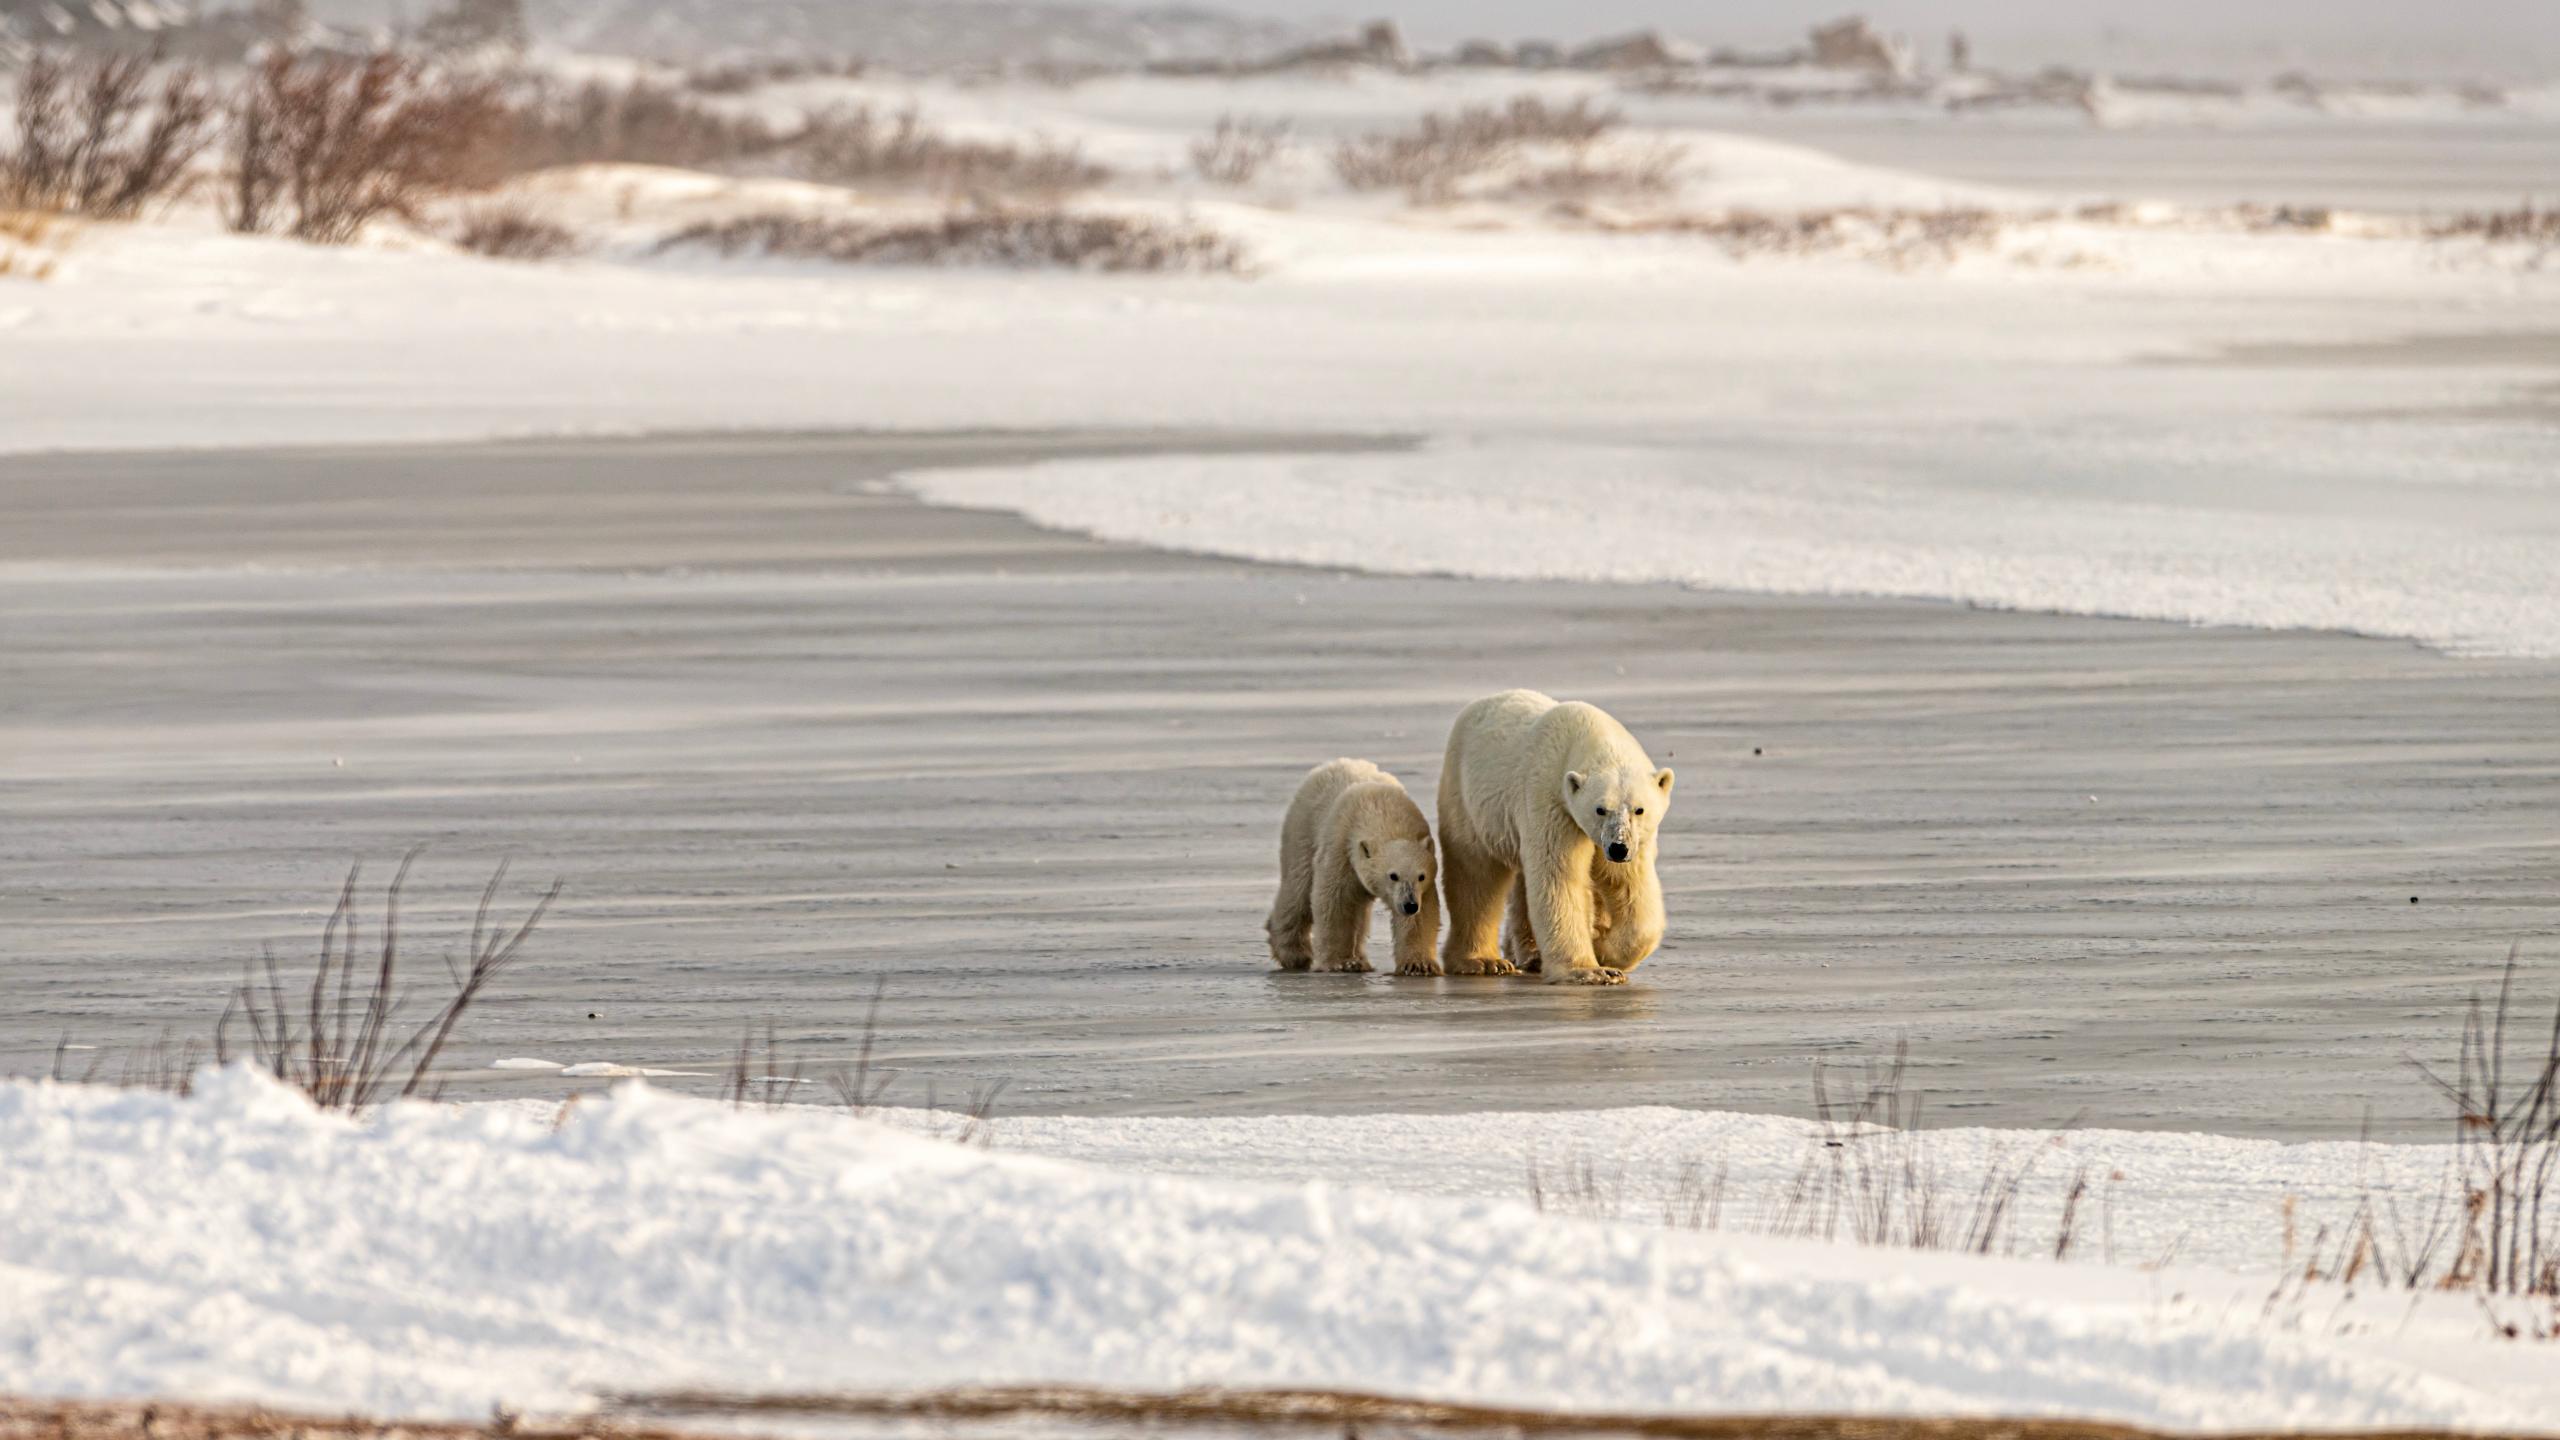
[1548, 966, 1627, 987]
[1445, 955, 1521, 977]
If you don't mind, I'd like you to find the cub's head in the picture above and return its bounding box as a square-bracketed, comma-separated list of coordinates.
[1355, 833, 1436, 918]
[1564, 765, 1673, 864]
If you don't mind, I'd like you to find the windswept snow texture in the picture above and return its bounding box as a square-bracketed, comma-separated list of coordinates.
[901, 434, 2560, 659]
[2, 1069, 2556, 1431]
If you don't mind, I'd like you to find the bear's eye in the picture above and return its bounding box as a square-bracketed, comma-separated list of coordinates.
[1634, 807, 1645, 816]
[1595, 806, 1609, 817]
[1388, 873, 1399, 882]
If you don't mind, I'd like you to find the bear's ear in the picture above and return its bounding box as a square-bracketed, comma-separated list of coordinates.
[1654, 768, 1675, 794]
[1565, 770, 1584, 794]
[1357, 839, 1372, 861]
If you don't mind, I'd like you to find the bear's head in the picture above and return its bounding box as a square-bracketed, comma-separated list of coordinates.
[1564, 765, 1673, 865]
[1354, 833, 1437, 920]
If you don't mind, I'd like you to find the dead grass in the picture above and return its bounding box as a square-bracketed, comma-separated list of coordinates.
[1531, 1040, 2091, 1259]
[1332, 95, 1627, 203]
[2, 48, 217, 221]
[450, 199, 582, 260]
[655, 208, 1246, 274]
[1189, 114, 1290, 185]
[2406, 946, 2560, 1298]
[0, 208, 69, 280]
[2426, 206, 2560, 246]
[797, 103, 1108, 200]
[1582, 205, 2011, 266]
[619, 1382, 2560, 1440]
[214, 851, 561, 1109]
[1506, 139, 1688, 202]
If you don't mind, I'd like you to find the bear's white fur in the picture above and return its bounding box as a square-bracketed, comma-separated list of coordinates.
[1267, 758, 1442, 975]
[1437, 690, 1672, 986]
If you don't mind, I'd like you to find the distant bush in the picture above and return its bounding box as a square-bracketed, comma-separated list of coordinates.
[2, 49, 217, 221]
[656, 207, 1246, 273]
[797, 103, 1109, 199]
[1506, 139, 1688, 202]
[450, 200, 581, 260]
[228, 49, 505, 243]
[489, 76, 798, 175]
[1590, 206, 2011, 266]
[2427, 206, 2560, 246]
[1332, 95, 1623, 203]
[683, 57, 868, 95]
[1188, 114, 1289, 185]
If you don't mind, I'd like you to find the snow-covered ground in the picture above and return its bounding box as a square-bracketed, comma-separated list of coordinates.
[3, 1068, 2555, 1432]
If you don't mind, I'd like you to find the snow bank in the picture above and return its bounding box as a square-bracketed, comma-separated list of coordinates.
[1, 1069, 2553, 1431]
[900, 434, 2560, 660]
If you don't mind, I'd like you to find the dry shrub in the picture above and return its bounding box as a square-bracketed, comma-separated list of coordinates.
[1590, 205, 2011, 267]
[2, 49, 217, 220]
[1189, 114, 1289, 185]
[1507, 139, 1687, 202]
[450, 200, 581, 260]
[797, 103, 1108, 200]
[229, 49, 505, 243]
[491, 76, 797, 175]
[2407, 947, 2560, 1298]
[215, 852, 561, 1111]
[655, 207, 1245, 274]
[684, 57, 867, 95]
[1332, 94, 1624, 203]
[2428, 206, 2560, 246]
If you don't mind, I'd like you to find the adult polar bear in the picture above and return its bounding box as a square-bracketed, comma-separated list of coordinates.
[1438, 690, 1673, 985]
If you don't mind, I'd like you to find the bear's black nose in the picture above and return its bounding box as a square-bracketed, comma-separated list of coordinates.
[1607, 842, 1630, 863]
[1401, 900, 1419, 915]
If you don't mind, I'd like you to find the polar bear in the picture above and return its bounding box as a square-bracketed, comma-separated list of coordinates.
[1437, 690, 1672, 985]
[1267, 759, 1441, 975]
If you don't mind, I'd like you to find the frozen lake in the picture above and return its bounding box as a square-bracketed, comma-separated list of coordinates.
[4, 433, 2556, 1137]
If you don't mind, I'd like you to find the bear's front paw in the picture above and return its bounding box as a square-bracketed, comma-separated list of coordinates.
[1445, 955, 1520, 977]
[1547, 965, 1627, 986]
[1393, 957, 1444, 977]
[1317, 956, 1374, 974]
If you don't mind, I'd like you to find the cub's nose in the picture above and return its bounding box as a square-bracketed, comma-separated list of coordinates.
[1401, 900, 1420, 915]
[1606, 842, 1630, 863]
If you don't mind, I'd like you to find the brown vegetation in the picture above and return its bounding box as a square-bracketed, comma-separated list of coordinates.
[797, 103, 1108, 199]
[228, 49, 505, 242]
[1332, 95, 1628, 202]
[1189, 114, 1290, 185]
[1576, 205, 2011, 266]
[0, 208, 68, 280]
[450, 199, 582, 259]
[214, 851, 560, 1110]
[489, 76, 797, 175]
[656, 208, 1245, 274]
[1, 49, 216, 220]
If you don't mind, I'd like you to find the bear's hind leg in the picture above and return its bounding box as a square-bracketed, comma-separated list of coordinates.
[1266, 871, 1314, 972]
[1502, 874, 1543, 975]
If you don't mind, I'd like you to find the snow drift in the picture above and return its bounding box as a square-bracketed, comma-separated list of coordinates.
[0, 1068, 2553, 1432]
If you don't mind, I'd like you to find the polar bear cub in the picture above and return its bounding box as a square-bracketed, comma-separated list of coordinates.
[1437, 690, 1672, 985]
[1267, 758, 1442, 975]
